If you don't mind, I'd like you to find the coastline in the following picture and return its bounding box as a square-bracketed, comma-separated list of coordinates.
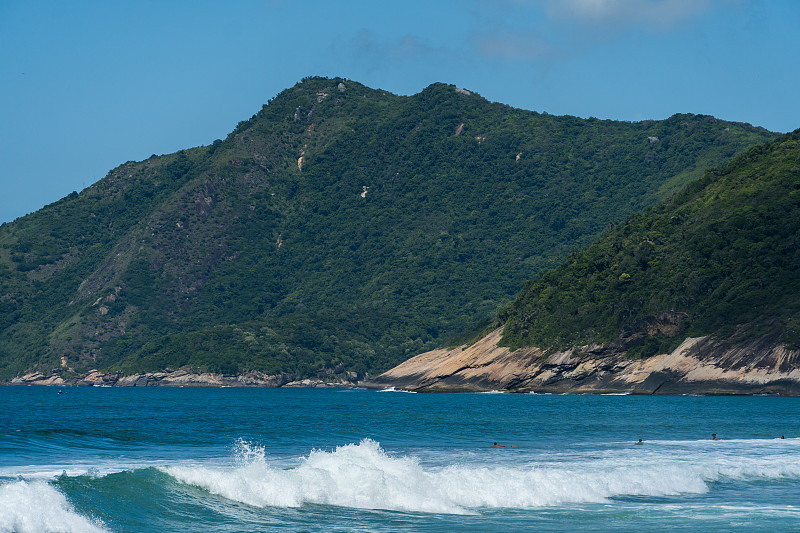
[7, 325, 800, 396]
[6, 368, 798, 396]
[6, 368, 358, 389]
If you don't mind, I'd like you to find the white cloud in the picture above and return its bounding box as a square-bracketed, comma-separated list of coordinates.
[467, 0, 732, 61]
[546, 0, 713, 30]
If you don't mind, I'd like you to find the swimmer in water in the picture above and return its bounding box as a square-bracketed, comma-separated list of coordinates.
[492, 442, 506, 447]
[712, 433, 718, 440]
[635, 438, 643, 445]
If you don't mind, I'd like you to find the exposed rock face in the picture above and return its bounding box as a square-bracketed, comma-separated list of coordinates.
[10, 372, 65, 386]
[7, 364, 363, 388]
[283, 377, 356, 388]
[366, 327, 800, 395]
[9, 368, 295, 388]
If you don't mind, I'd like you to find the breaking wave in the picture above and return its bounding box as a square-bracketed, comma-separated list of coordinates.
[161, 438, 800, 515]
[0, 480, 107, 533]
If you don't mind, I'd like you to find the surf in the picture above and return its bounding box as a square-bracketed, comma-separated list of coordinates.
[0, 480, 108, 533]
[158, 437, 800, 515]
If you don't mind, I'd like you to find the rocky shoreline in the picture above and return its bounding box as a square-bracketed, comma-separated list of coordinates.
[9, 326, 800, 395]
[365, 327, 800, 395]
[8, 368, 359, 389]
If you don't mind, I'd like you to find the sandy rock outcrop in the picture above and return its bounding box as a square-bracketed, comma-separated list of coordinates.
[370, 328, 544, 391]
[367, 327, 800, 395]
[11, 372, 65, 386]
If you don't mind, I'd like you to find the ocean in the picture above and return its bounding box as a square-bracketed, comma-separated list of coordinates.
[1, 385, 799, 532]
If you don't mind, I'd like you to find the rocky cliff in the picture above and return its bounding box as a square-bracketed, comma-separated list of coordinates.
[367, 326, 800, 395]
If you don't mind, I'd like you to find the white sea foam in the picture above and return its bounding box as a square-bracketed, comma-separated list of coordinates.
[377, 387, 416, 393]
[0, 480, 107, 533]
[0, 459, 166, 481]
[161, 437, 800, 515]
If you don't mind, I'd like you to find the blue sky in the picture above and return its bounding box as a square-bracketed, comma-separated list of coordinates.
[1, 0, 798, 223]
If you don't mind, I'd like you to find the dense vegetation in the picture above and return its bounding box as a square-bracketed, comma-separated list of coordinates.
[500, 130, 800, 356]
[0, 77, 776, 381]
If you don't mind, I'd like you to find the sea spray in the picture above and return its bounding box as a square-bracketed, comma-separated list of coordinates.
[164, 438, 467, 513]
[160, 438, 784, 514]
[0, 480, 107, 533]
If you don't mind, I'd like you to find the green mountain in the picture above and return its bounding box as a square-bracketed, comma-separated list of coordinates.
[0, 77, 776, 382]
[499, 129, 800, 356]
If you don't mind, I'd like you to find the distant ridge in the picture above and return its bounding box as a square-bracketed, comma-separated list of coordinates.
[0, 76, 776, 383]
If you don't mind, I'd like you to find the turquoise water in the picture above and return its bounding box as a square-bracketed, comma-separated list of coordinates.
[1, 386, 799, 532]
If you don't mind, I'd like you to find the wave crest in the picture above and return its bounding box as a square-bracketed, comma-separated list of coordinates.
[0, 480, 107, 533]
[161, 438, 722, 514]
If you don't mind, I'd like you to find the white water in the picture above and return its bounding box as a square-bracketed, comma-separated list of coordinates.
[0, 480, 107, 533]
[0, 458, 176, 481]
[161, 438, 800, 515]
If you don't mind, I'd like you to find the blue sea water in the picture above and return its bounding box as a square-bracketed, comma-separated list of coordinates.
[1, 386, 799, 532]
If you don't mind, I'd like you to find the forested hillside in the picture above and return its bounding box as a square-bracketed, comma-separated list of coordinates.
[0, 77, 776, 381]
[499, 130, 800, 356]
